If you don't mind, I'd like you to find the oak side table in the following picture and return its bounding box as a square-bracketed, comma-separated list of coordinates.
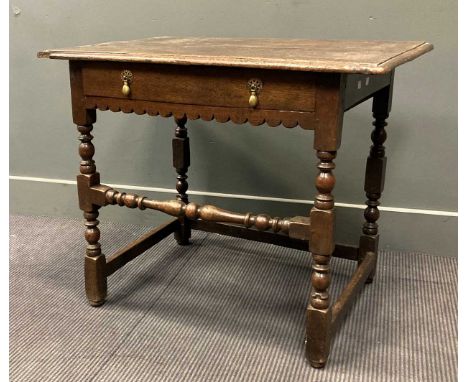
[38, 37, 432, 368]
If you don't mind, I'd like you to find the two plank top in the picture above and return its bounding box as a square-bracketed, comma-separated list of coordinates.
[38, 37, 433, 75]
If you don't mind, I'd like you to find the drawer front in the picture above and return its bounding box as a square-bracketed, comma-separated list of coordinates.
[81, 62, 316, 112]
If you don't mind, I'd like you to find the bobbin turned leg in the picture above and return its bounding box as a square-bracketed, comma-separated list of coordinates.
[173, 115, 191, 245]
[306, 150, 336, 368]
[78, 123, 107, 306]
[359, 84, 392, 283]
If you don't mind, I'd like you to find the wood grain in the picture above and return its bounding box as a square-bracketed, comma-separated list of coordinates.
[38, 37, 433, 74]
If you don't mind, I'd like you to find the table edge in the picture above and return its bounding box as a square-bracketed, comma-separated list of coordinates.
[37, 42, 433, 75]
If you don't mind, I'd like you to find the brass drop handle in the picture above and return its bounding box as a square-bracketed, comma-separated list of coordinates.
[249, 91, 258, 107]
[247, 79, 263, 108]
[122, 80, 130, 96]
[120, 70, 133, 97]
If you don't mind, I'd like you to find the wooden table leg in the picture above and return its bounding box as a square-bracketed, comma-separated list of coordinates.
[172, 115, 191, 245]
[306, 150, 336, 368]
[78, 123, 107, 307]
[359, 84, 392, 282]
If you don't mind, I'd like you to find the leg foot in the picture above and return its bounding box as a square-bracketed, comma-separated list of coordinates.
[359, 235, 379, 284]
[84, 254, 107, 306]
[306, 306, 332, 368]
[174, 222, 191, 246]
[310, 360, 326, 369]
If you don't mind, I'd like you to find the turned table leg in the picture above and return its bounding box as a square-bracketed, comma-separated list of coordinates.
[306, 150, 336, 368]
[78, 123, 107, 306]
[359, 85, 392, 283]
[173, 115, 191, 245]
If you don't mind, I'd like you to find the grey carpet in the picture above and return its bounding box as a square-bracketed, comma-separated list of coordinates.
[10, 215, 457, 382]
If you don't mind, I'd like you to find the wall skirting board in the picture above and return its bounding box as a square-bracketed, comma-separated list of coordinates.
[10, 176, 458, 257]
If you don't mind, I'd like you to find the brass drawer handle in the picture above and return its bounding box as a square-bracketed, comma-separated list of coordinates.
[247, 78, 263, 108]
[120, 70, 133, 96]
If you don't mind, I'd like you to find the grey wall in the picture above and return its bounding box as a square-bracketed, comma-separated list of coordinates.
[10, 0, 457, 256]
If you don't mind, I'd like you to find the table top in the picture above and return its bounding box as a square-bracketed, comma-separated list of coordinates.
[38, 37, 433, 75]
